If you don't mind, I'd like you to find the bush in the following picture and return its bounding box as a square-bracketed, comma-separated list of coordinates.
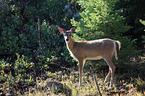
[0, 55, 35, 95]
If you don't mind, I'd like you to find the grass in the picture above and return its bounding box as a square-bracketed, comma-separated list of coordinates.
[24, 66, 145, 96]
[1, 57, 145, 96]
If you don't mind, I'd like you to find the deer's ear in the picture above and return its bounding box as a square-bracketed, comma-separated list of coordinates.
[58, 27, 64, 33]
[70, 27, 76, 32]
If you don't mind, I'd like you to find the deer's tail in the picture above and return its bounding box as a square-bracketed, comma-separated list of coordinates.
[114, 41, 121, 60]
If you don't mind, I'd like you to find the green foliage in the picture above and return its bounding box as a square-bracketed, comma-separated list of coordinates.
[115, 0, 145, 49]
[72, 0, 128, 39]
[71, 0, 138, 61]
[14, 54, 34, 74]
[0, 55, 35, 95]
[0, 24, 38, 56]
[140, 19, 145, 26]
[135, 77, 145, 94]
[0, 60, 10, 71]
[140, 19, 145, 51]
[0, 0, 78, 66]
[136, 77, 145, 88]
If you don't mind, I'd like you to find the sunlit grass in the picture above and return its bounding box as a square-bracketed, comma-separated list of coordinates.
[1, 57, 145, 96]
[23, 70, 145, 96]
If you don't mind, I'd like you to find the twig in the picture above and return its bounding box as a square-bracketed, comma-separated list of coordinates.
[38, 18, 42, 49]
[90, 67, 102, 96]
[32, 18, 42, 79]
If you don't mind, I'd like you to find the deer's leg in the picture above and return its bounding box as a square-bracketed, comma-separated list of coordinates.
[78, 59, 85, 86]
[105, 59, 116, 87]
[104, 68, 111, 83]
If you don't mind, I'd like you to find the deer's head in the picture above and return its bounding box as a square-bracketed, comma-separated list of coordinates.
[58, 27, 76, 41]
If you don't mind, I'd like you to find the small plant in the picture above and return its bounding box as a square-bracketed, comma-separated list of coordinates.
[136, 77, 145, 94]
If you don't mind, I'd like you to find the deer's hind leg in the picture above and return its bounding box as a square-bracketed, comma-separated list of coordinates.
[104, 58, 116, 88]
[104, 68, 111, 83]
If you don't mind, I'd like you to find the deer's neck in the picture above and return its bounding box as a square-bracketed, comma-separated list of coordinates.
[65, 36, 75, 50]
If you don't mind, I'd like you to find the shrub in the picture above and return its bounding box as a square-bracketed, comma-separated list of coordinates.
[0, 55, 35, 95]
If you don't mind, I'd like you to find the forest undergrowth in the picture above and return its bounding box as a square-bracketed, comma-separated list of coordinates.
[0, 55, 145, 96]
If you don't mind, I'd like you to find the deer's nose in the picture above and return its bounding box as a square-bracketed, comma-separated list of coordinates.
[66, 38, 69, 41]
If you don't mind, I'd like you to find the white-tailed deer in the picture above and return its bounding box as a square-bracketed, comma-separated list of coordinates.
[58, 27, 121, 87]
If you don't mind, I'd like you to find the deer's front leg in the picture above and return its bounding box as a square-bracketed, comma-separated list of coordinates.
[78, 59, 85, 86]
